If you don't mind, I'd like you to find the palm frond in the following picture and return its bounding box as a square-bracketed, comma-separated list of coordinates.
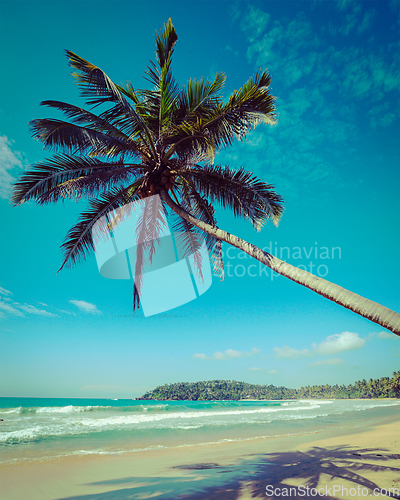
[202, 70, 276, 146]
[226, 69, 276, 127]
[29, 118, 134, 157]
[97, 101, 151, 141]
[179, 185, 225, 279]
[164, 121, 217, 163]
[41, 100, 154, 159]
[142, 19, 180, 135]
[12, 154, 144, 205]
[66, 50, 153, 143]
[136, 195, 168, 264]
[210, 239, 224, 279]
[116, 81, 140, 105]
[143, 64, 180, 133]
[162, 70, 276, 162]
[131, 195, 169, 311]
[133, 282, 141, 312]
[175, 72, 226, 122]
[155, 18, 178, 70]
[159, 67, 181, 132]
[160, 72, 226, 162]
[40, 168, 143, 204]
[40, 101, 127, 136]
[181, 164, 284, 229]
[170, 207, 204, 285]
[66, 49, 133, 109]
[58, 185, 138, 271]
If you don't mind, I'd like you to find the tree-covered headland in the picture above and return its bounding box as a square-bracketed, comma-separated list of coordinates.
[138, 371, 400, 401]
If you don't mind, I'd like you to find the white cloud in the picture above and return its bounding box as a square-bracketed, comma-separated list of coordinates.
[69, 300, 101, 314]
[0, 298, 58, 318]
[0, 300, 25, 317]
[224, 349, 243, 359]
[241, 5, 270, 40]
[309, 358, 344, 367]
[0, 290, 73, 319]
[239, 0, 399, 163]
[337, 0, 352, 10]
[357, 8, 375, 35]
[212, 351, 226, 360]
[274, 345, 312, 359]
[58, 309, 76, 316]
[193, 348, 260, 361]
[246, 13, 317, 87]
[193, 353, 208, 360]
[313, 331, 365, 355]
[274, 331, 366, 362]
[268, 369, 278, 374]
[0, 136, 25, 200]
[377, 331, 394, 339]
[18, 304, 57, 317]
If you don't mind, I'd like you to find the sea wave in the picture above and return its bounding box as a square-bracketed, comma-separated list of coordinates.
[353, 401, 400, 411]
[0, 426, 45, 444]
[0, 405, 330, 446]
[0, 399, 398, 449]
[0, 404, 171, 415]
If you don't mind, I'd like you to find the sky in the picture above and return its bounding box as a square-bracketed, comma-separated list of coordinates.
[0, 0, 399, 398]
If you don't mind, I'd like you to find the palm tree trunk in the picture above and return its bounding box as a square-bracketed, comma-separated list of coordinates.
[161, 189, 400, 336]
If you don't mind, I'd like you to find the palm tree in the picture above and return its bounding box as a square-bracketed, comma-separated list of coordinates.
[12, 20, 400, 335]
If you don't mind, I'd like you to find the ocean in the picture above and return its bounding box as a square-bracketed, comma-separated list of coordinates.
[1, 397, 399, 465]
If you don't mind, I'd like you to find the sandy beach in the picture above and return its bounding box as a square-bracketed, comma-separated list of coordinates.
[1, 413, 399, 500]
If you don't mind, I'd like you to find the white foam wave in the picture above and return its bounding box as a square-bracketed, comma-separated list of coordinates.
[75, 405, 319, 428]
[353, 401, 400, 411]
[296, 400, 334, 405]
[0, 426, 43, 444]
[36, 405, 117, 413]
[0, 404, 173, 415]
[0, 408, 22, 414]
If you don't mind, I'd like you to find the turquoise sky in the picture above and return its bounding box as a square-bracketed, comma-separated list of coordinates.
[0, 0, 399, 398]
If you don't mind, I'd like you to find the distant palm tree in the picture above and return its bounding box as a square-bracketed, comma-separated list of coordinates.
[12, 20, 400, 335]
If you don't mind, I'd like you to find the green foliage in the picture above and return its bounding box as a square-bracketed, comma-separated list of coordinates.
[138, 371, 400, 400]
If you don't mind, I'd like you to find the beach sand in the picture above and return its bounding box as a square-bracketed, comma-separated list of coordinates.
[1, 416, 399, 500]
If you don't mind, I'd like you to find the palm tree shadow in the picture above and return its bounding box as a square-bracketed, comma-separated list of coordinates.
[58, 446, 400, 500]
[245, 446, 400, 499]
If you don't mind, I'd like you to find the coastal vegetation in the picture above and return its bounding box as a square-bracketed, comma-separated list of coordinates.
[12, 20, 400, 334]
[138, 371, 400, 400]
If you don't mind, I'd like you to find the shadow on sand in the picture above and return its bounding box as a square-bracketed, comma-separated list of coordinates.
[59, 446, 400, 500]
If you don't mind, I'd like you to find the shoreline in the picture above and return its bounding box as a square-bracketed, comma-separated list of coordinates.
[1, 412, 399, 500]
